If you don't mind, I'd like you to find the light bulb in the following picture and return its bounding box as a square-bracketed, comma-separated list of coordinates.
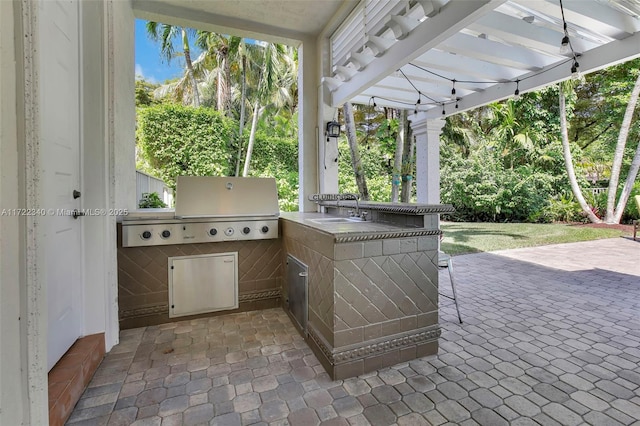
[560, 35, 571, 54]
[571, 61, 582, 80]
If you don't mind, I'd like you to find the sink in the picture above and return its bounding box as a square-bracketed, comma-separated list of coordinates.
[310, 217, 366, 224]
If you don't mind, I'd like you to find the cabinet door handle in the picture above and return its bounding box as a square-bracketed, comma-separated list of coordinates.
[299, 272, 308, 277]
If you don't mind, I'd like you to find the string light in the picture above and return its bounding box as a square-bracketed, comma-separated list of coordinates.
[559, 0, 582, 80]
[372, 0, 582, 118]
[571, 60, 582, 80]
[560, 31, 570, 55]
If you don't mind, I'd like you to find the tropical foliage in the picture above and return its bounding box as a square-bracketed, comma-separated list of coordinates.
[137, 20, 640, 222]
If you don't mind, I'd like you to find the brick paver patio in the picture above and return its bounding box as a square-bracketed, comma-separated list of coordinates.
[67, 237, 640, 425]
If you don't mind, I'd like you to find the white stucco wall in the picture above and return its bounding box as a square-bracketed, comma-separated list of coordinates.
[1, 1, 30, 423]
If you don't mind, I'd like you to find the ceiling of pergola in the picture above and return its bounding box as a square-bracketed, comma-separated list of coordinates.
[133, 0, 640, 118]
[327, 0, 640, 117]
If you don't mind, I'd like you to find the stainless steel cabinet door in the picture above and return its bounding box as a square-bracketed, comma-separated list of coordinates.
[286, 254, 308, 334]
[169, 253, 238, 318]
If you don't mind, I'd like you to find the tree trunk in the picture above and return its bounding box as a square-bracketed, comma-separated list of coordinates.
[243, 101, 263, 177]
[224, 56, 232, 117]
[391, 110, 405, 202]
[344, 102, 369, 201]
[614, 132, 640, 223]
[216, 67, 224, 112]
[400, 119, 414, 202]
[181, 29, 200, 107]
[235, 55, 247, 176]
[606, 71, 640, 223]
[559, 86, 602, 223]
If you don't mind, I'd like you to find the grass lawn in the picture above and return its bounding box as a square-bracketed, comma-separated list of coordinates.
[440, 222, 630, 256]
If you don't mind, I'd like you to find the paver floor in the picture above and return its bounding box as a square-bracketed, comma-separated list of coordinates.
[67, 237, 640, 425]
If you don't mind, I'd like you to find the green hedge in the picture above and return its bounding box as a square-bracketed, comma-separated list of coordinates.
[137, 104, 236, 188]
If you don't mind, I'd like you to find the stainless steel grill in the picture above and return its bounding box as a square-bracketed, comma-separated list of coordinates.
[121, 177, 279, 247]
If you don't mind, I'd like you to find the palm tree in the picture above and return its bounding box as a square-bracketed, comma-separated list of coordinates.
[344, 102, 370, 200]
[146, 22, 201, 107]
[605, 69, 640, 223]
[558, 83, 602, 223]
[488, 100, 535, 169]
[242, 43, 295, 177]
[195, 33, 243, 116]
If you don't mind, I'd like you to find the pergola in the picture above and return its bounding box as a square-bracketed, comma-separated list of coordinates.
[135, 0, 640, 207]
[3, 1, 640, 423]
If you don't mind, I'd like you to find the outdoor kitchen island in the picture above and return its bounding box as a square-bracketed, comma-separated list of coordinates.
[280, 201, 454, 380]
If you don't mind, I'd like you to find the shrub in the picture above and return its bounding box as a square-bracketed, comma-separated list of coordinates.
[440, 150, 558, 222]
[139, 192, 167, 208]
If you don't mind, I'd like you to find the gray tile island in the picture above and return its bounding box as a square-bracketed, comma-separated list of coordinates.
[280, 202, 454, 379]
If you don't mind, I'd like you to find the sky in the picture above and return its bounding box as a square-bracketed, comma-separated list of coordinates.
[135, 19, 200, 84]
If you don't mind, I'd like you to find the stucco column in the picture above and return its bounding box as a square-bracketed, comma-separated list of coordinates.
[298, 39, 320, 212]
[409, 113, 445, 204]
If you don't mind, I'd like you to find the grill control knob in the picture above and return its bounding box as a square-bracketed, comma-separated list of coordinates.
[261, 226, 269, 233]
[242, 227, 251, 235]
[209, 228, 218, 236]
[161, 230, 171, 238]
[224, 227, 234, 236]
[141, 231, 152, 240]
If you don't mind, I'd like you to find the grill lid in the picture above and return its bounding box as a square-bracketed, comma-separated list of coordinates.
[174, 176, 279, 218]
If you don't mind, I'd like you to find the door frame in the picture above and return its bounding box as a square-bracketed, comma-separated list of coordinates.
[17, 0, 120, 422]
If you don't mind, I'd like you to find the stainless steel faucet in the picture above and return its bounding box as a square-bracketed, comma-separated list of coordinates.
[339, 193, 360, 217]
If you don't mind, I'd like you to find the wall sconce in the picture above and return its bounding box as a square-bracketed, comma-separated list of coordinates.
[326, 121, 341, 138]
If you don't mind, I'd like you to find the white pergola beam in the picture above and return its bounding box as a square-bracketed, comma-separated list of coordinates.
[425, 29, 640, 118]
[349, 94, 442, 114]
[414, 48, 532, 81]
[471, 10, 599, 55]
[441, 32, 558, 71]
[394, 67, 497, 93]
[369, 80, 474, 103]
[330, 0, 505, 107]
[520, 0, 640, 39]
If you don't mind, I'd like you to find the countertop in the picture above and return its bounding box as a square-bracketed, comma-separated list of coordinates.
[279, 212, 440, 240]
[316, 200, 455, 215]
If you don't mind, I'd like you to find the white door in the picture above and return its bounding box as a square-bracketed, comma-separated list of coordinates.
[40, 0, 84, 371]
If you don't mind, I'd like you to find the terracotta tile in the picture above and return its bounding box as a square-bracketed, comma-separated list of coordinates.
[54, 352, 85, 370]
[48, 381, 69, 404]
[48, 365, 78, 384]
